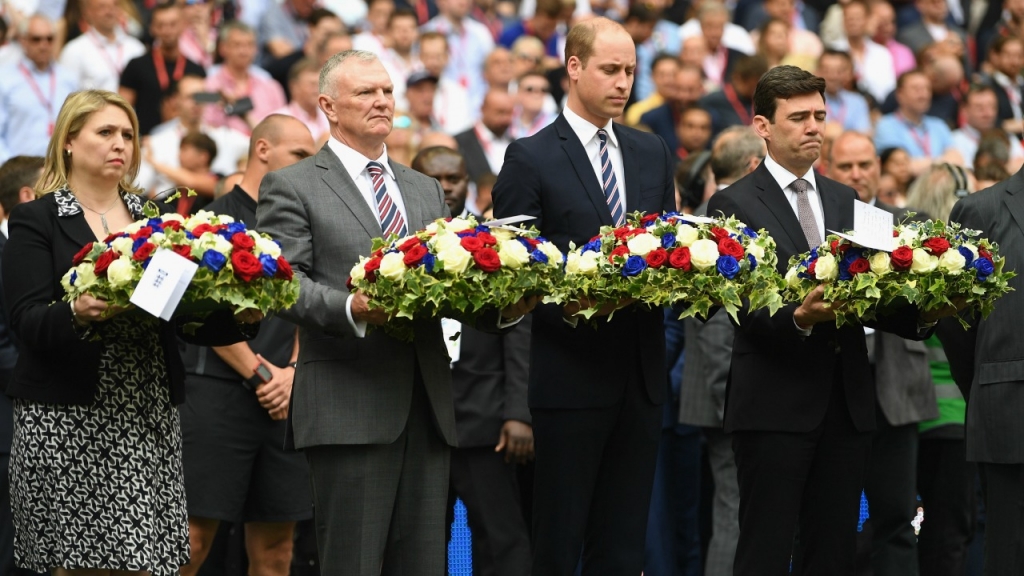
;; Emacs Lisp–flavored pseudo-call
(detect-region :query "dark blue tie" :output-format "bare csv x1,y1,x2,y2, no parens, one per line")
598,129,625,226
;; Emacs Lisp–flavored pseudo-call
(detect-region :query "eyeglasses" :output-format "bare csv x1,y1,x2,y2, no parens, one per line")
514,53,542,65
521,85,549,94
26,35,54,43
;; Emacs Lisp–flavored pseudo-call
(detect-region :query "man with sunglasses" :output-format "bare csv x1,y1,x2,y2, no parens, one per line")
511,71,555,139
0,14,78,164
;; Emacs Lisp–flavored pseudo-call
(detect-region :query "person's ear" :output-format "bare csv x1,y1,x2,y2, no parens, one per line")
751,114,772,140
18,185,36,204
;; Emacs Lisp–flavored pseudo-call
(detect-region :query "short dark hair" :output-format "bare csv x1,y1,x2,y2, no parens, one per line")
651,53,680,74
988,34,1024,59
0,156,44,214
151,1,180,18
964,82,997,103
180,131,217,167
388,7,418,27
895,68,927,91
733,54,769,82
752,65,824,121
625,3,660,23
308,7,341,27
419,31,448,49
818,48,853,69
534,0,563,18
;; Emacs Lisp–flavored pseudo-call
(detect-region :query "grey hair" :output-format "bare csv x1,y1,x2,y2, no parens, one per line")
217,20,256,45
319,50,378,97
697,0,730,21
17,13,54,38
710,126,765,184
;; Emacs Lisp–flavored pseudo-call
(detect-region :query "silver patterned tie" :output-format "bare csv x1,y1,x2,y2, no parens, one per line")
791,178,821,247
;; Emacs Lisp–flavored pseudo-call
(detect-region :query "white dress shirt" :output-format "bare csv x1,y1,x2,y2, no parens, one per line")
562,106,627,214
138,119,251,194
474,123,512,175
58,29,145,91
763,152,824,242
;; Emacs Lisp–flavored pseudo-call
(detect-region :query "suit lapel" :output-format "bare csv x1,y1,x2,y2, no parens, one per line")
1002,170,1024,239
556,115,614,227
615,124,641,216
314,145,382,239
56,214,98,249
752,163,807,252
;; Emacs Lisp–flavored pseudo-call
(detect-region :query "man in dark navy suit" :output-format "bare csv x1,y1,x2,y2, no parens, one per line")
492,17,676,575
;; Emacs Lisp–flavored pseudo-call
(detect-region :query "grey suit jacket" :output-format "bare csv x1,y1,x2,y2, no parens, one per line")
256,145,457,450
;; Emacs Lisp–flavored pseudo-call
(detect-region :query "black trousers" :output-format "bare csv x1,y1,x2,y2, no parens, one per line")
732,367,872,576
447,446,531,576
978,462,1024,576
917,436,976,576
529,372,662,575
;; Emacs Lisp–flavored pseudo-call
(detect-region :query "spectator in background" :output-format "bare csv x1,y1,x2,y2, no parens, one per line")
421,0,495,114
753,18,815,71
273,58,329,142
119,2,206,136
868,0,915,77
878,146,912,206
973,151,1013,189
623,4,664,102
419,31,474,134
483,48,516,95
880,50,964,127
897,0,968,68
406,70,442,133
0,14,78,163
679,0,756,57
384,111,422,166
952,84,1024,171
981,0,1024,59
817,49,871,132
204,21,287,136
352,0,394,56
258,0,313,68
499,0,561,58
625,54,680,126
59,0,144,92
740,0,820,35
455,90,515,214
382,8,422,110
179,0,217,69
640,64,705,151
675,106,713,159
316,31,354,67
265,9,345,98
750,0,822,65
511,70,556,138
827,0,895,105
147,130,220,213
698,55,767,139
972,134,1015,182
695,0,751,90
510,35,547,79
874,69,962,174
982,35,1024,140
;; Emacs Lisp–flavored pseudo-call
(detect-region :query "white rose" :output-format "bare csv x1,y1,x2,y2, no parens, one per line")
689,239,720,270
255,237,282,258
110,236,134,256
938,249,966,274
747,243,765,263
897,227,919,246
490,228,515,242
432,232,462,253
424,221,439,235
106,257,135,286
437,243,473,274
160,213,185,224
626,233,661,256
565,252,582,274
185,210,215,230
149,232,166,246
378,252,407,280
446,217,472,232
785,266,801,288
217,215,235,224
202,234,233,255
498,239,531,269
676,224,700,247
122,220,145,235
75,264,97,289
869,252,891,276
577,251,600,275
539,242,563,266
814,253,838,280
911,248,939,274
349,259,366,282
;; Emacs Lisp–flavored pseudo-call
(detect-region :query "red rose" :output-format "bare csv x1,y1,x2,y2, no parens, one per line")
668,247,691,270
718,238,745,260
231,250,263,282
613,227,634,241
364,257,382,274
346,276,354,290
162,220,183,232
460,236,485,252
231,232,255,251
476,232,498,246
473,247,502,272
848,257,870,275
979,247,993,262
371,249,384,258
892,230,899,237
922,237,950,256
103,232,121,243
192,223,217,236
891,246,913,271
403,244,428,266
133,242,157,261
641,213,659,225
807,260,817,275
130,226,153,241
609,244,630,263
93,250,116,275
172,244,192,260
589,234,601,242
523,236,541,247
398,237,421,252
711,227,730,241
830,239,849,254
72,244,92,265
275,256,294,280
646,247,669,268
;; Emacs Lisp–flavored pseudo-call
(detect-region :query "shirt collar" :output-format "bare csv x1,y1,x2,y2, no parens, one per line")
326,137,395,181
993,71,1024,88
763,152,817,193
54,187,145,220
563,105,618,149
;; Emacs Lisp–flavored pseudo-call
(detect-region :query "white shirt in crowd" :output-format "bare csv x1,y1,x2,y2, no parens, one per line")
827,37,896,104
137,119,250,195
59,28,145,92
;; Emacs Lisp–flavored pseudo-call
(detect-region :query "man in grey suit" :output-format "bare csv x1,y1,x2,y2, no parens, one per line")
828,131,938,576
256,50,532,575
679,126,764,576
939,165,1024,576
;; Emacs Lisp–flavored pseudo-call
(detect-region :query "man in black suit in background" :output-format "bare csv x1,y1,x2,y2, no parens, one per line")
454,91,515,214
492,17,676,575
706,66,950,575
698,55,768,140
412,146,533,576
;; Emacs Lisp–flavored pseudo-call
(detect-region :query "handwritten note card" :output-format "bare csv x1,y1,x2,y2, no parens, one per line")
827,201,895,252
130,248,199,320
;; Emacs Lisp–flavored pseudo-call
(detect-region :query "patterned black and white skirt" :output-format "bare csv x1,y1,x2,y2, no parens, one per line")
10,317,189,574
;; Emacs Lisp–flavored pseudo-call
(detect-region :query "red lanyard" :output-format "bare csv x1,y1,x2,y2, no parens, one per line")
89,30,125,76
153,49,186,91
897,113,931,157
723,84,751,125
18,62,56,135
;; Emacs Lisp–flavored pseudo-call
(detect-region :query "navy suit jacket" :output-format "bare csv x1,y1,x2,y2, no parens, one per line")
640,103,679,155
492,114,676,409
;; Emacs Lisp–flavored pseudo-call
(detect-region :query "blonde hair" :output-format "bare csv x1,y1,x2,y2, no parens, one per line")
36,90,143,196
905,164,966,221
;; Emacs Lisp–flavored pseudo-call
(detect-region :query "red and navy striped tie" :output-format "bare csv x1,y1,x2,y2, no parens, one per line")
367,161,407,237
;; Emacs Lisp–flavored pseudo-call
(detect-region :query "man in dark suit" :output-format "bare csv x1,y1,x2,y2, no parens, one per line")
828,131,939,575
938,165,1024,576
412,145,533,576
706,66,947,575
492,17,676,574
698,55,768,140
981,35,1024,139
256,50,533,575
454,90,515,213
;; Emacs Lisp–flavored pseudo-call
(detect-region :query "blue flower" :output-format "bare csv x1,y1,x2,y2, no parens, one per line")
742,227,758,239
259,254,278,277
958,246,974,266
660,232,676,248
622,255,648,277
716,255,740,279
146,218,165,229
457,230,476,237
69,270,77,286
582,239,602,253
132,237,149,252
422,253,436,273
530,249,548,264
201,250,227,272
142,257,152,269
747,254,757,270
810,247,819,259
843,247,864,264
226,222,247,235
974,257,994,281
517,237,534,250
184,231,195,240
476,225,491,233
536,235,549,244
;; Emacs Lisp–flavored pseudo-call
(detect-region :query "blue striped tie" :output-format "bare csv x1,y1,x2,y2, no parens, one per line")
598,129,625,226
367,161,407,237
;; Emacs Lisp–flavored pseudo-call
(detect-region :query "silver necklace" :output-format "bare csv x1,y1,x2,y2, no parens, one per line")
76,195,121,236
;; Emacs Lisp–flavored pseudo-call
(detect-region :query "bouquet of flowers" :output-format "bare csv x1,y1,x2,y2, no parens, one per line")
549,212,786,322
347,215,564,340
784,219,1015,327
61,209,300,317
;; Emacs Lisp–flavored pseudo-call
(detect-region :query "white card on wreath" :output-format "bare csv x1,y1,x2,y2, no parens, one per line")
827,201,895,252
130,248,199,320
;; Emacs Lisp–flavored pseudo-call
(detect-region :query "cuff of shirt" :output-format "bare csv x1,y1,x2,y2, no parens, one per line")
497,314,522,329
793,316,812,337
345,294,367,338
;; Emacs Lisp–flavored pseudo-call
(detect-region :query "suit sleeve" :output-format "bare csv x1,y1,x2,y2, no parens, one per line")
501,315,532,424
256,169,357,338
